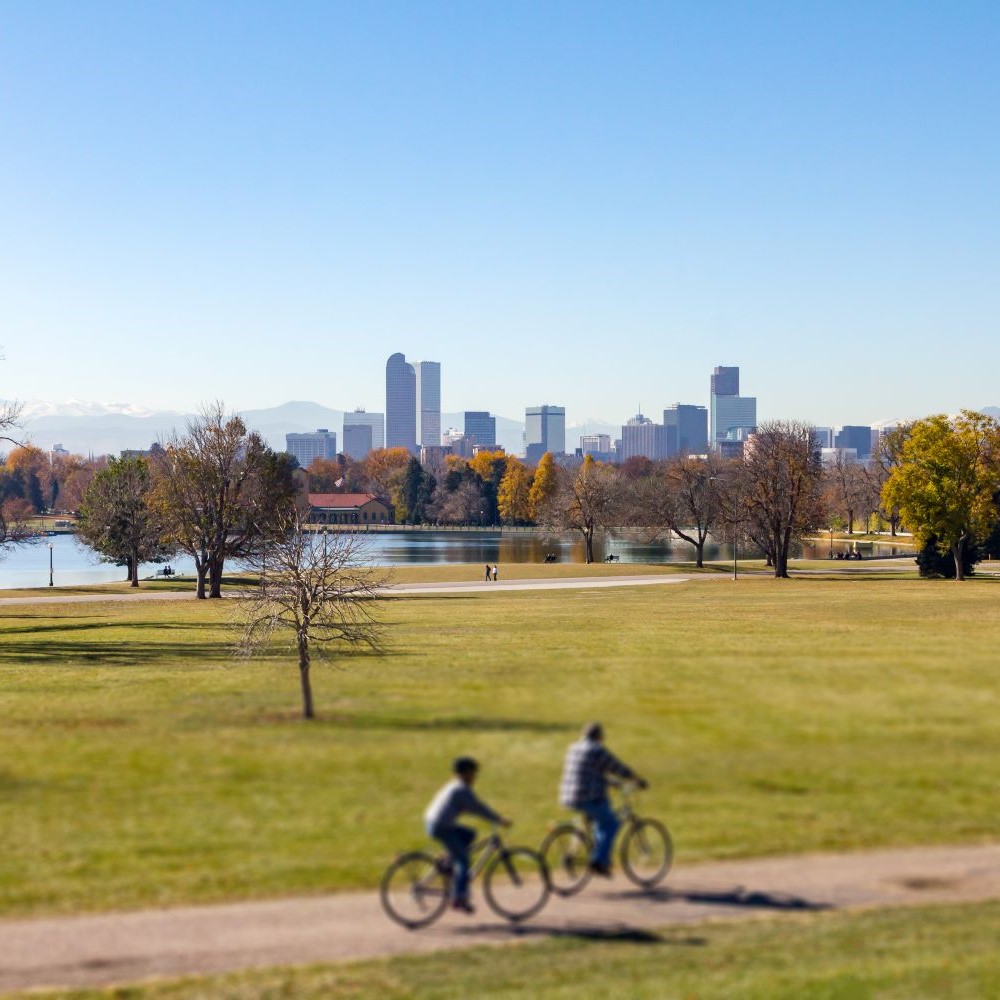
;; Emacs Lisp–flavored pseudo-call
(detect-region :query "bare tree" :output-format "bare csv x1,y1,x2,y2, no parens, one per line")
661,454,726,568
741,421,826,578
551,456,620,564
824,449,868,534
234,520,387,719
153,403,298,598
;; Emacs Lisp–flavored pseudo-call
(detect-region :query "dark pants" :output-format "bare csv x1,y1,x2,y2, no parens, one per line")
429,822,475,901
579,798,619,867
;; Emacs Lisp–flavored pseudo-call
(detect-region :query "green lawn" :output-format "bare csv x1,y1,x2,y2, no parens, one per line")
1,578,999,916
13,901,1000,999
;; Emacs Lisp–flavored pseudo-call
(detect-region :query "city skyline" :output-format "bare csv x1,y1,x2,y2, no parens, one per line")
2,4,998,427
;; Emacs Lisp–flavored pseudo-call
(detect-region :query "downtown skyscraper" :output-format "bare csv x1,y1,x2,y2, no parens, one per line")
414,361,441,447
385,353,417,454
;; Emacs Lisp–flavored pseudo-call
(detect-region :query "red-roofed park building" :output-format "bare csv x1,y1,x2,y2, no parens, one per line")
307,493,395,526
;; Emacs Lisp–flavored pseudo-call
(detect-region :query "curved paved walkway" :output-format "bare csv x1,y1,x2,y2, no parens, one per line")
1,843,998,992
0,574,704,607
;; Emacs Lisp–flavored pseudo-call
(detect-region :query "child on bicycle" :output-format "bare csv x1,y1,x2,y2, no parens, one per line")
424,756,512,913
559,722,647,876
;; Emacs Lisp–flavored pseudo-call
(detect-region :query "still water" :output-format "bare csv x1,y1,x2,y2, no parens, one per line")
0,530,911,590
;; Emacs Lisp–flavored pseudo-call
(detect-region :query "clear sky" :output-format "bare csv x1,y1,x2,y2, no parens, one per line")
2,1,998,428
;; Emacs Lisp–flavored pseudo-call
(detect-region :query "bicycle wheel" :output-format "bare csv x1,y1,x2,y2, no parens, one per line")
380,851,451,929
539,823,593,897
619,818,673,888
483,846,551,922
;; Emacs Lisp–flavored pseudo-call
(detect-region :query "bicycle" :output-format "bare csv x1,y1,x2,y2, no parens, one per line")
539,781,673,896
380,824,551,929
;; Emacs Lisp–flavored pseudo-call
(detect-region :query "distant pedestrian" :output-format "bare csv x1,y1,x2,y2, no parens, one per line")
485,564,492,582
492,564,499,582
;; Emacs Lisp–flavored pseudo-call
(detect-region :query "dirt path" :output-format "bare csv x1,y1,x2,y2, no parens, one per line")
2,843,998,993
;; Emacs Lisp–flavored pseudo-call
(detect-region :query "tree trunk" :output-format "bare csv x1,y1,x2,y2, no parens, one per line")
694,540,704,569
130,560,140,587
953,542,965,582
209,554,224,598
847,511,854,534
195,560,207,599
774,550,789,578
298,640,314,719
583,527,594,564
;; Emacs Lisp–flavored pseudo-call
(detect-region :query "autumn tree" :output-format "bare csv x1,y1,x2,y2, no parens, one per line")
527,451,559,522
740,421,825,578
235,518,386,719
78,456,171,586
497,456,532,525
882,411,1000,581
153,403,298,598
661,454,725,568
557,455,620,564
362,448,412,498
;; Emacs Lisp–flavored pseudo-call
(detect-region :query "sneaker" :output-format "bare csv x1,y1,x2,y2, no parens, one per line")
589,862,612,877
451,898,475,914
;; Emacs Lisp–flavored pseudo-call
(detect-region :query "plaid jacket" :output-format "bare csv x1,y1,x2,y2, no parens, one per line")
559,738,634,808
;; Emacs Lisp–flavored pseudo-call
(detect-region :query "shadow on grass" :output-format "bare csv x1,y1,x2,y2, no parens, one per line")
240,711,575,734
615,884,830,912
0,639,233,666
455,923,697,945
0,620,221,637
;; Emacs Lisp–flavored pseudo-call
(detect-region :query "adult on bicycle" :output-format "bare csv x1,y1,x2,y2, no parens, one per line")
424,756,511,914
558,722,647,877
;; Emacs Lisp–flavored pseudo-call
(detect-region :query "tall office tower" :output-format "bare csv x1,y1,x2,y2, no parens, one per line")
343,408,384,452
580,434,612,456
386,353,417,454
285,429,337,468
620,414,668,461
342,423,373,461
835,425,873,459
710,365,757,447
663,404,709,457
710,365,740,397
414,361,441,447
463,411,496,448
525,405,566,463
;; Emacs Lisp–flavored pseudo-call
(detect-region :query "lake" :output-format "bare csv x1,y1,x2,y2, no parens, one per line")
0,529,911,590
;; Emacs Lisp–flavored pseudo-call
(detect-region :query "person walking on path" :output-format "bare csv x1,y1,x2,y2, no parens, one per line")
492,564,499,582
559,723,647,876
424,757,512,913
484,564,492,582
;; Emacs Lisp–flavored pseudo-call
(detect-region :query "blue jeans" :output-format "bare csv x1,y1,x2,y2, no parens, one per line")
428,823,475,901
580,798,619,868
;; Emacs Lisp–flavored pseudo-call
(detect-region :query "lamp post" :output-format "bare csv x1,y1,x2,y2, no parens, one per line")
48,542,54,587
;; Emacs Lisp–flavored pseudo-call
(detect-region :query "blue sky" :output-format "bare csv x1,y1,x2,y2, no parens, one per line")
2,1,998,428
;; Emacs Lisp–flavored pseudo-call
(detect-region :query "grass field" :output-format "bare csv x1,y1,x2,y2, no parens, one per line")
10,901,1000,999
1,576,999,917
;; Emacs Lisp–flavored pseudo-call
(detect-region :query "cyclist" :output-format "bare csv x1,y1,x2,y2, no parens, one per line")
559,722,647,876
424,756,512,913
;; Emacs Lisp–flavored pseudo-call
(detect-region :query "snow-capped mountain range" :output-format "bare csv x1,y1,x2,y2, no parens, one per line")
12,400,998,459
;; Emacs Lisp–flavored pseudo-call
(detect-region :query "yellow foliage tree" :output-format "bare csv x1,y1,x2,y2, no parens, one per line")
497,456,532,524
527,451,559,521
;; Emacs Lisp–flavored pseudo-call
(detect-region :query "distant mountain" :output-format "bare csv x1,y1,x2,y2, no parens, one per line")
18,400,529,456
